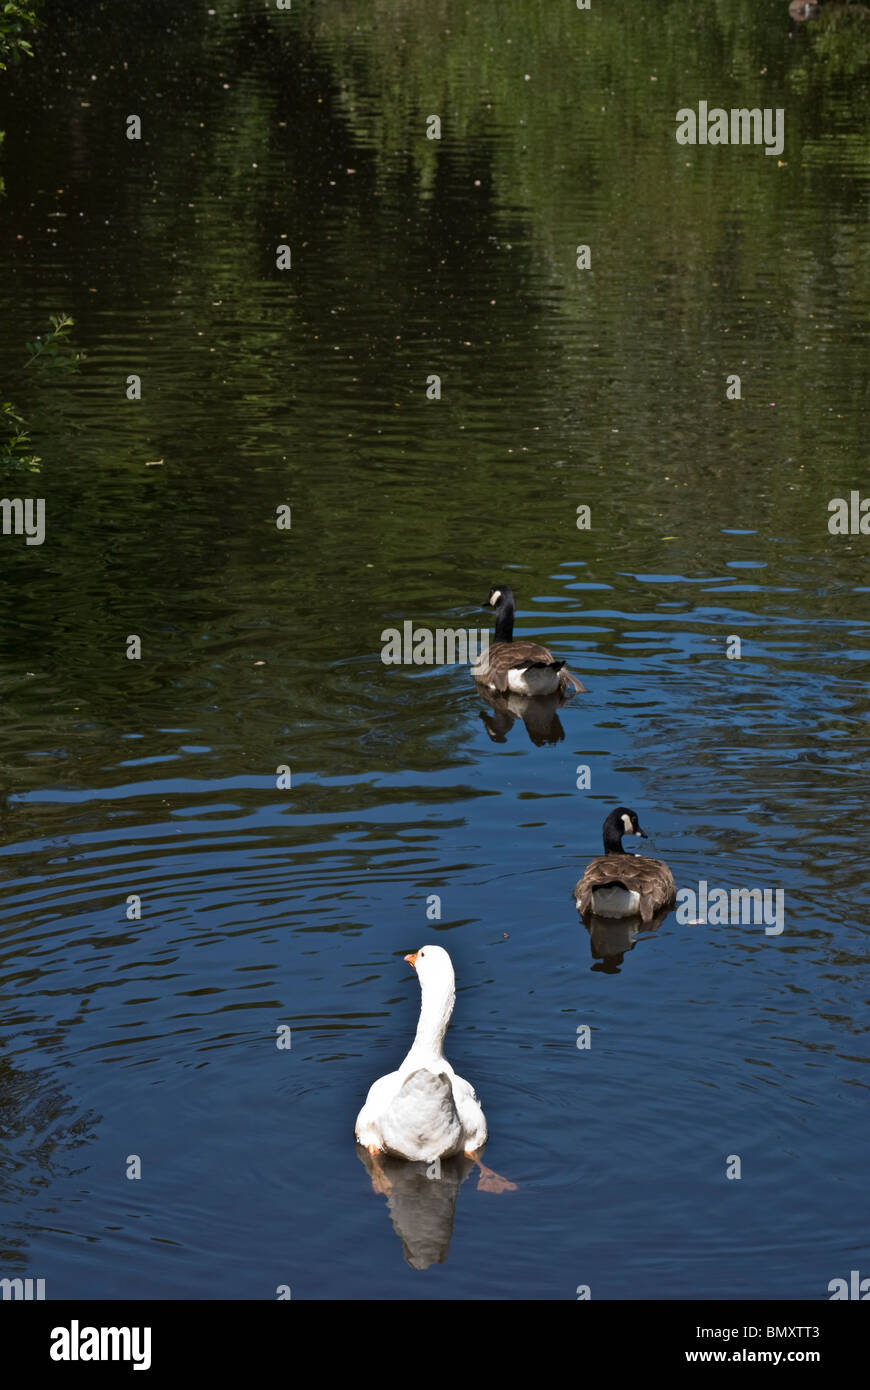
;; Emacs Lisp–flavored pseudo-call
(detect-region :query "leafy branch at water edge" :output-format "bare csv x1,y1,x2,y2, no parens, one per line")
24,312,78,369
0,1,42,69
1,400,39,472
2,314,82,473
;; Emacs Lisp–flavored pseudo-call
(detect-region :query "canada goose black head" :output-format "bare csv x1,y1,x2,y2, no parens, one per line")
602,806,647,854
484,584,516,643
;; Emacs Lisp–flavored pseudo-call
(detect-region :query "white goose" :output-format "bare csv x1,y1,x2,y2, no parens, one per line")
355,945,516,1193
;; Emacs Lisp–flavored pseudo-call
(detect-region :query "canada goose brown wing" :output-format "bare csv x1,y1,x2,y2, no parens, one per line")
475,641,586,694
573,854,676,921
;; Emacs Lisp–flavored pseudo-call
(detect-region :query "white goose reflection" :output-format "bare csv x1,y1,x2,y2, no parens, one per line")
357,1149,475,1270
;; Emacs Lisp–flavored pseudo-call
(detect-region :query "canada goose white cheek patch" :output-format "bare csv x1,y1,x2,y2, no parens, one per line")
621,813,634,834
489,590,502,605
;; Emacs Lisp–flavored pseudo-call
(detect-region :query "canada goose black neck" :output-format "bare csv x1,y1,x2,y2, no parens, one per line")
494,605,514,643
488,585,516,643
602,819,626,854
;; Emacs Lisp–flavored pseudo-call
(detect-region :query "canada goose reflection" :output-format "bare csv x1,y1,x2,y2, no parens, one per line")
583,906,673,974
357,1148,474,1270
476,685,569,746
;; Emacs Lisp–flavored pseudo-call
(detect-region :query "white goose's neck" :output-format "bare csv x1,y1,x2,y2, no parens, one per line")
406,971,455,1063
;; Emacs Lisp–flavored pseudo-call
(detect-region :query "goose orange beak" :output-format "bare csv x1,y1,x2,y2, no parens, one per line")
404,952,418,969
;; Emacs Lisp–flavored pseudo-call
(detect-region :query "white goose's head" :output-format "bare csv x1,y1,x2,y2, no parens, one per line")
404,944,455,992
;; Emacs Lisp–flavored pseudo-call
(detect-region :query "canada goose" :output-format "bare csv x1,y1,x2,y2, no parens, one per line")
573,807,676,923
471,585,585,697
355,946,516,1193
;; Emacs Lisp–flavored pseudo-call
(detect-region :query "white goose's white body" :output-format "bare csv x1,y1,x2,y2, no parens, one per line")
355,946,487,1162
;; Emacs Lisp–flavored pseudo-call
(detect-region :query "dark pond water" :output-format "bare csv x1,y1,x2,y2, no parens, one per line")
0,0,868,1300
